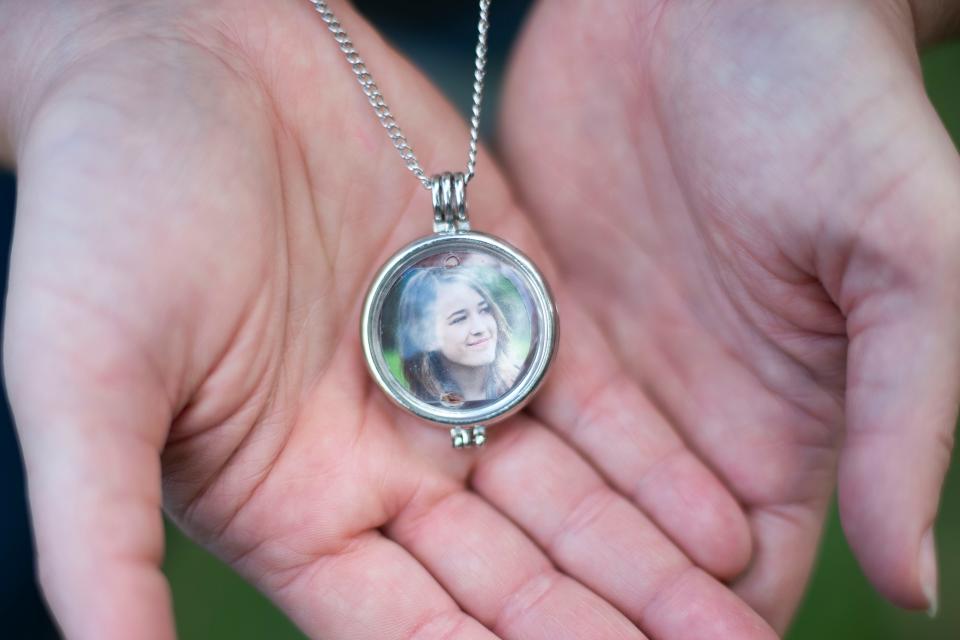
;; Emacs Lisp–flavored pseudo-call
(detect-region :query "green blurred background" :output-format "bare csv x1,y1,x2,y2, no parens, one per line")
159,17,960,640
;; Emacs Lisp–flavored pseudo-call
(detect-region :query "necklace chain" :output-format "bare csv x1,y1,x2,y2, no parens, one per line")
309,0,491,191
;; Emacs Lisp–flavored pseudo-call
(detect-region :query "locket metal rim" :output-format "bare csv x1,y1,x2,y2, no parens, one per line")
361,231,558,428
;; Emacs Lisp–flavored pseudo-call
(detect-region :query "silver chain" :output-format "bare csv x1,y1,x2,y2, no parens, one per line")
309,0,491,191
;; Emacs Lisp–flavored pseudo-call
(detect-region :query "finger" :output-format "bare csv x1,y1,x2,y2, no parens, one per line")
183,380,501,640
346,4,754,587
731,503,827,634
5,291,175,639
383,472,646,640
529,298,752,580
472,417,778,640
832,134,960,613
254,529,499,640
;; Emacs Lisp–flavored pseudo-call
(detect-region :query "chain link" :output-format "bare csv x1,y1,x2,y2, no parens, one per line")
309,0,491,191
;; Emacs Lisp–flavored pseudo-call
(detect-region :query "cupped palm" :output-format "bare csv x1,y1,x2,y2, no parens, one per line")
500,0,960,631
4,1,786,639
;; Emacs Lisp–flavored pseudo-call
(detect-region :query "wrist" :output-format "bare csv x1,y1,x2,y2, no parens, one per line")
904,0,960,44
0,1,60,168
0,1,142,169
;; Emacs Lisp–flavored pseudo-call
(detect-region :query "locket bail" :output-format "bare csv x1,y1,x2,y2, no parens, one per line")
432,172,470,233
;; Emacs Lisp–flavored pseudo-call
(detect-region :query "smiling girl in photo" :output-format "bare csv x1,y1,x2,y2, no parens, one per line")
396,265,523,405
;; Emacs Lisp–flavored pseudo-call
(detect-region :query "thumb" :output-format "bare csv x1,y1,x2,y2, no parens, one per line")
835,110,960,615
5,281,176,640
5,193,177,637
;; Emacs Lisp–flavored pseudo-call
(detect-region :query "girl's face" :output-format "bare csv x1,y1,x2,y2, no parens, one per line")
433,280,498,367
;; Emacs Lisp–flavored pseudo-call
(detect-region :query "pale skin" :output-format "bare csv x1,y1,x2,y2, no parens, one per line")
0,2,957,640
433,281,498,400
499,0,960,629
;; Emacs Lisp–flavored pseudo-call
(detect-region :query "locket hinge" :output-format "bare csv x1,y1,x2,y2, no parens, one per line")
432,172,471,234
451,425,486,448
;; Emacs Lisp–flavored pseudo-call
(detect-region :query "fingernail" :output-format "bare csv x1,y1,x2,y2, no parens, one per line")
920,528,938,618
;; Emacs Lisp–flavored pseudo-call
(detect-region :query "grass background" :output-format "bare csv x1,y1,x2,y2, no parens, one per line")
161,36,960,640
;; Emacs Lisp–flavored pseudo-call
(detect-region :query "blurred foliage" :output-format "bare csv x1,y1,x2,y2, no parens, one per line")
162,38,960,640
925,42,960,149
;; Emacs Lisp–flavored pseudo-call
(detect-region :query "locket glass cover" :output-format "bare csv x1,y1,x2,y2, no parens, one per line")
362,232,558,427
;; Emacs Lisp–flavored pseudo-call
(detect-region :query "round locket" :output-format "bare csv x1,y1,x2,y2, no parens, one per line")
361,173,558,448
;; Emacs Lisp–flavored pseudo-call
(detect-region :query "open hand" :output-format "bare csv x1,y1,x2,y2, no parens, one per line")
499,0,959,631
2,1,784,638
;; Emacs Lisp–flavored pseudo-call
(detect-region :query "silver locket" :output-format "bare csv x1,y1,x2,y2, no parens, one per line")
361,173,558,448
310,1,556,447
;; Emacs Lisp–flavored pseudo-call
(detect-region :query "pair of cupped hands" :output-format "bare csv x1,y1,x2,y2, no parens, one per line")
2,0,958,638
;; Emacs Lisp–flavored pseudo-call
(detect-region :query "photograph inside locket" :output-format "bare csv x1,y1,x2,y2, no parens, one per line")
379,249,536,408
